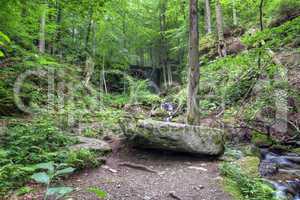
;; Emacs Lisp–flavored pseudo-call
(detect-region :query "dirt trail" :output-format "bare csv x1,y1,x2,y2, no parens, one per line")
63,140,232,200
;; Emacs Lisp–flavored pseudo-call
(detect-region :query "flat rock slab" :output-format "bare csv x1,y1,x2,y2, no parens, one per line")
123,119,225,156
70,136,112,153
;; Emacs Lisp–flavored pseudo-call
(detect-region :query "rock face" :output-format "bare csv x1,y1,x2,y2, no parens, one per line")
70,136,112,153
123,119,225,156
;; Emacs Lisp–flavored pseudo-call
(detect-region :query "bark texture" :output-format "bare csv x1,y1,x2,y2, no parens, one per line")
216,0,227,57
204,0,212,34
39,4,47,53
187,0,200,125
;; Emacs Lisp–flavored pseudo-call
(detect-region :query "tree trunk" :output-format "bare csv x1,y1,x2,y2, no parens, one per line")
55,0,62,57
102,54,108,94
160,0,168,87
232,0,237,26
85,5,93,55
216,0,227,57
204,0,212,34
39,3,47,53
187,0,200,125
53,0,63,58
258,0,264,68
259,0,264,31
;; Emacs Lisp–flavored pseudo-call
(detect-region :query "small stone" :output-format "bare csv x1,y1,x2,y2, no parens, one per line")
102,165,118,173
188,166,208,172
194,185,205,191
198,185,205,189
143,196,151,200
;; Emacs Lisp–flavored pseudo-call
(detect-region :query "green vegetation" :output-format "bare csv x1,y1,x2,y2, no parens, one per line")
251,131,274,147
0,116,101,196
0,0,299,199
31,162,75,200
220,163,276,200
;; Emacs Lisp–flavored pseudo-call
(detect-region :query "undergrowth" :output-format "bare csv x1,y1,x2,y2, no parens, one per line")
220,163,276,200
0,116,100,197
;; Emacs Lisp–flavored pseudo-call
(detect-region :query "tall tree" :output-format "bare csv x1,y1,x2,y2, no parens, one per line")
204,0,212,34
187,0,200,125
39,3,47,53
215,0,227,57
159,0,168,87
232,0,237,26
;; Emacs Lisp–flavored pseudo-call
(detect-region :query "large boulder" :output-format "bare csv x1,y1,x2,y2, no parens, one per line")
122,119,225,156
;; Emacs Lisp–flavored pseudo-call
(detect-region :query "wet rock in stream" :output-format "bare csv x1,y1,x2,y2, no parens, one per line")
260,149,300,200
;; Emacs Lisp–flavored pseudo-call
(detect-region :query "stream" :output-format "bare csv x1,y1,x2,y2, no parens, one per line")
260,149,300,200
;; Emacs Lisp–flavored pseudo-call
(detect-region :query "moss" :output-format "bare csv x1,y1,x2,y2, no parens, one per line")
291,148,300,154
235,156,260,178
251,131,273,147
269,144,290,153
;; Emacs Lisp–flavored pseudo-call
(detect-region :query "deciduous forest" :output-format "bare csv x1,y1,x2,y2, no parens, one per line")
0,0,300,199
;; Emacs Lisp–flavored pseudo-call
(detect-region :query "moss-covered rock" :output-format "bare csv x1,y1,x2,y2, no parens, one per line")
122,119,225,156
269,144,290,153
251,131,274,147
291,148,300,155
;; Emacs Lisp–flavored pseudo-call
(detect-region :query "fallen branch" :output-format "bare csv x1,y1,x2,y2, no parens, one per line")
118,162,158,174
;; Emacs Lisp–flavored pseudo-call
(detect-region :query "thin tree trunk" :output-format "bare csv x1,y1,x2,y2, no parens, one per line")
140,48,145,67
55,0,62,57
216,0,227,57
259,0,264,31
187,0,200,125
39,3,47,53
204,0,212,34
258,0,264,68
160,0,168,87
102,54,108,94
232,0,237,26
85,5,93,54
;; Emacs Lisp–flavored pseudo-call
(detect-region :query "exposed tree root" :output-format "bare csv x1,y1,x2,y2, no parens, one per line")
118,162,158,174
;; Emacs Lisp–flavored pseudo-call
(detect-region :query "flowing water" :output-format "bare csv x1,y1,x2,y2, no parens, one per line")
260,149,300,200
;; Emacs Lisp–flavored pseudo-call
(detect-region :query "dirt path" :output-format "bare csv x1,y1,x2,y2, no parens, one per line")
63,141,232,200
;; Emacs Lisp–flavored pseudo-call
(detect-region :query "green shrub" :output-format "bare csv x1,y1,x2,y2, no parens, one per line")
220,163,276,200
242,17,300,49
0,116,76,196
63,149,101,169
0,164,35,196
2,116,75,165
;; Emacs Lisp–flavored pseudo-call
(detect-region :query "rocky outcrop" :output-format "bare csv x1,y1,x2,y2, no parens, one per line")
122,119,225,156
70,136,112,153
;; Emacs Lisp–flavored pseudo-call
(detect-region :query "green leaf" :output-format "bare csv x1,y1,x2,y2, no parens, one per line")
0,31,10,43
34,162,54,173
16,186,33,196
31,172,50,184
20,166,36,173
46,187,73,198
87,187,107,199
54,167,75,176
0,50,4,57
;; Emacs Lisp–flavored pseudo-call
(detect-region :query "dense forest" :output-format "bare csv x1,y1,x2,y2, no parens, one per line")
0,0,300,199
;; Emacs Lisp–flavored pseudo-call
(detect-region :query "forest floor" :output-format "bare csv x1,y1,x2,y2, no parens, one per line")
23,139,232,200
